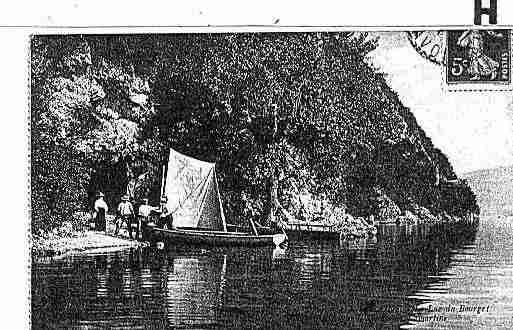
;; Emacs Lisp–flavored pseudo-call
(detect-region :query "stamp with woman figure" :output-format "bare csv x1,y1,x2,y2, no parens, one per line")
408,29,512,91
446,29,511,85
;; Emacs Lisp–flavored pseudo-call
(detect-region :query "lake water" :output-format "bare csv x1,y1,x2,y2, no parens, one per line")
32,217,513,329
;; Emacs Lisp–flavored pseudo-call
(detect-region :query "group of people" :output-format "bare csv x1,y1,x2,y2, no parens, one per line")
92,192,174,240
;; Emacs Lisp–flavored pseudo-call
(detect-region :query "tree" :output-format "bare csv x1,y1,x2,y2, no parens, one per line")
31,33,479,233
31,35,157,233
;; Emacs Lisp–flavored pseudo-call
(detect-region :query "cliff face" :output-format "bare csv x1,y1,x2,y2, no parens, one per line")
31,33,479,232
341,93,479,222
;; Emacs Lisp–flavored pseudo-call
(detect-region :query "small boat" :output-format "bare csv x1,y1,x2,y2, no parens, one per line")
283,220,340,239
149,226,286,247
256,220,340,239
147,148,286,247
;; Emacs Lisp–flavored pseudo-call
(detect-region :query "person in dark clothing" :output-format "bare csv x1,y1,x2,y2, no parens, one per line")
157,196,174,229
93,192,108,232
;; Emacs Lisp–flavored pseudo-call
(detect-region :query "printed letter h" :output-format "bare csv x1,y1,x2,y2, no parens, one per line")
475,0,497,25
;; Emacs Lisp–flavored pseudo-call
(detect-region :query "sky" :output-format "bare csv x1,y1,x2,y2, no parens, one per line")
369,32,513,175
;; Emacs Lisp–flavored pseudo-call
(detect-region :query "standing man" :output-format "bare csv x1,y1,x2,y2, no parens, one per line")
138,198,153,240
157,196,174,229
93,192,109,233
116,195,135,238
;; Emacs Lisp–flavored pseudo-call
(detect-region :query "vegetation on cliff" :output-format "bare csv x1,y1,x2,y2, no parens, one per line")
31,33,479,235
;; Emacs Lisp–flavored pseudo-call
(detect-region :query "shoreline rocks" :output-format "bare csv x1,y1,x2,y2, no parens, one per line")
376,203,479,226
32,214,145,259
32,231,145,259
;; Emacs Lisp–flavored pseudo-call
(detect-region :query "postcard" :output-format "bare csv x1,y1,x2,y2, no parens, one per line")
13,1,513,329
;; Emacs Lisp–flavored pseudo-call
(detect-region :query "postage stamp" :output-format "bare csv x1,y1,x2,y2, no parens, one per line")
407,29,512,91
446,29,511,85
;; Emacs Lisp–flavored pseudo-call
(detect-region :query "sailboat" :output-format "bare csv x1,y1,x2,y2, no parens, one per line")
147,148,287,247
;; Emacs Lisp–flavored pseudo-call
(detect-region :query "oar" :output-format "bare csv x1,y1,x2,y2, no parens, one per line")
159,164,166,201
248,218,259,236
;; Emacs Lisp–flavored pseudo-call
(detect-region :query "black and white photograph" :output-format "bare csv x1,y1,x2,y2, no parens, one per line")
28,30,513,329
2,1,512,329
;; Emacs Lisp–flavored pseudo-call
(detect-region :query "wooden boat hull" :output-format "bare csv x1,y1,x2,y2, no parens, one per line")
283,222,340,239
148,227,286,247
285,229,340,240
256,222,341,240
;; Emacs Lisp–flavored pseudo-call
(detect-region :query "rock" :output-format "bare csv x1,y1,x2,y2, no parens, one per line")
438,211,454,223
129,93,148,106
408,203,438,223
59,221,74,237
32,231,144,258
395,210,419,225
372,192,401,223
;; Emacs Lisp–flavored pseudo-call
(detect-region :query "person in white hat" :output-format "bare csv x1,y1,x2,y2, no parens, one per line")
137,198,154,240
93,192,108,232
115,194,134,238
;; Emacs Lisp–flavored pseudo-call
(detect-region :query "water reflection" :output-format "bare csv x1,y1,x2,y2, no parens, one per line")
405,216,513,329
164,255,226,327
32,221,481,329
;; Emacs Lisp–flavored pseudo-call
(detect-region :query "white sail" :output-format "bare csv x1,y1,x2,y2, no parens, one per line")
164,148,226,231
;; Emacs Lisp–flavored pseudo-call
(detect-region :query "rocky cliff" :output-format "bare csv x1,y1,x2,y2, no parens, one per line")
31,33,479,233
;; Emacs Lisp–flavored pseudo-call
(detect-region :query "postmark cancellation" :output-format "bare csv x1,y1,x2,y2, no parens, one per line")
409,29,512,91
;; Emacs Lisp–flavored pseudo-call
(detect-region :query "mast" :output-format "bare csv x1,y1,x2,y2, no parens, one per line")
213,169,228,232
160,163,166,201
